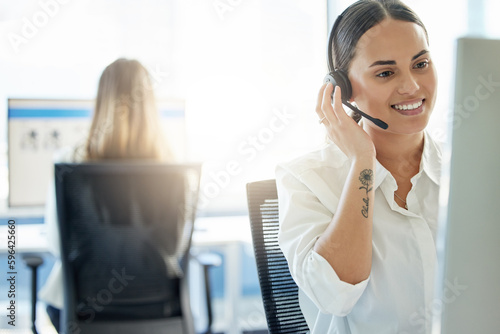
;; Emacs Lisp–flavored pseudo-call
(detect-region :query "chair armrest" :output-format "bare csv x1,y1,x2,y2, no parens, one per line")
22,254,44,268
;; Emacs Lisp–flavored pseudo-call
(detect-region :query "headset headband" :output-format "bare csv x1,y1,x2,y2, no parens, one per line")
327,13,344,72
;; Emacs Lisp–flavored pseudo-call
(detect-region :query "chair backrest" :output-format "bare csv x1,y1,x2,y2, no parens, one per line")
55,162,201,334
246,179,309,334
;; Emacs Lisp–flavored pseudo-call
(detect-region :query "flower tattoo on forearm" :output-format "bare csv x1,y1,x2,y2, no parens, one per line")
359,169,373,218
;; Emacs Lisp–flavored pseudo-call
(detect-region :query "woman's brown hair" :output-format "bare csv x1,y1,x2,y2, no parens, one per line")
84,58,172,161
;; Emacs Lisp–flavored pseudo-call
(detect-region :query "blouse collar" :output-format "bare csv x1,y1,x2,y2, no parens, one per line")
420,130,442,186
373,130,442,190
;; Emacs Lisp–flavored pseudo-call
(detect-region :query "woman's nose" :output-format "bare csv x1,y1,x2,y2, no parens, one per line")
397,72,420,95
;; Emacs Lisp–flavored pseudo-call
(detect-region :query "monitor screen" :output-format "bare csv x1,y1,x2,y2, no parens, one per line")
7,98,186,207
434,37,500,333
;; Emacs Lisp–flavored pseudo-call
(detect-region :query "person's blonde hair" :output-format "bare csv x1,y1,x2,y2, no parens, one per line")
84,58,172,161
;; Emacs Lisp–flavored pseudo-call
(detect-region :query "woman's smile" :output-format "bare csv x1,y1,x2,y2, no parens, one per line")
391,98,425,116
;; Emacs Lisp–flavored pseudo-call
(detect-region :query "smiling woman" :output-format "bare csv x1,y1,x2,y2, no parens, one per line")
277,1,444,333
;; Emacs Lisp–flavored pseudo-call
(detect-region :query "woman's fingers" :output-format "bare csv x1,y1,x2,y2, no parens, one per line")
321,83,338,123
317,82,350,128
315,83,328,120
315,82,376,160
316,83,327,109
322,83,343,125
331,85,350,122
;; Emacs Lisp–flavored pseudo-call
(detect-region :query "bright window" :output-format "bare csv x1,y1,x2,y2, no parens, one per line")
0,0,327,216
1,0,499,216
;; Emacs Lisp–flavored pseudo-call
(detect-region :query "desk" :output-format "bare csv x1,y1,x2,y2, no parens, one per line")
0,223,48,254
0,203,46,253
0,215,252,253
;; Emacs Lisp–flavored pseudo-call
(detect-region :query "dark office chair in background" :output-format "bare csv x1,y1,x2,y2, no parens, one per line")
246,179,309,334
55,162,212,334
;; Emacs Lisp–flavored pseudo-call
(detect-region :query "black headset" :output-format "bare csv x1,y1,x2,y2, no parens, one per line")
324,14,388,129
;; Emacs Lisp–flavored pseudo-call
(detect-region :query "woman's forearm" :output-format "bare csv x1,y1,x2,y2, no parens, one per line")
313,155,376,284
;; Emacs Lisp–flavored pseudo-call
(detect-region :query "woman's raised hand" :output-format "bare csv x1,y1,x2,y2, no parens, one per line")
316,83,376,160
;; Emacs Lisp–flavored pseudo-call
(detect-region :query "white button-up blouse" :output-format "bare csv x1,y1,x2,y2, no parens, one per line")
276,131,442,334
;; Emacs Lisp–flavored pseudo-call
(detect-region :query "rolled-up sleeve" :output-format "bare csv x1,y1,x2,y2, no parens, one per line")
276,163,369,316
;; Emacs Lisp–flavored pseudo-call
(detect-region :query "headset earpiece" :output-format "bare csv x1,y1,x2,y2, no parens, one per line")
323,69,388,129
323,70,352,102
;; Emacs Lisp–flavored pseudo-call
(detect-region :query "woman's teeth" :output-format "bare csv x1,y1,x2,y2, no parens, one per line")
392,100,423,110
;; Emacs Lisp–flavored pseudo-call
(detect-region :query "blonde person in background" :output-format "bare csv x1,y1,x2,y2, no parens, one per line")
277,0,442,333
39,58,173,332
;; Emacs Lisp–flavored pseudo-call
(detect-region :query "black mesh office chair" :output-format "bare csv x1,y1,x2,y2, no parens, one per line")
55,162,207,334
246,179,309,334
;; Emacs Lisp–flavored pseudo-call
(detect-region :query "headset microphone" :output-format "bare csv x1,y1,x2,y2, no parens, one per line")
324,73,388,130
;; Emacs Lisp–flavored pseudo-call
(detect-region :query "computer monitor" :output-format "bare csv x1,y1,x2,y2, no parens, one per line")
434,37,500,333
7,98,186,207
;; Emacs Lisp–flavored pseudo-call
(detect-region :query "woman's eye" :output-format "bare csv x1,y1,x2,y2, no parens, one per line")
376,71,393,78
414,61,429,69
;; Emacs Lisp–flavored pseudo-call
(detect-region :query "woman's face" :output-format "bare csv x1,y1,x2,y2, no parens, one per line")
348,18,437,135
